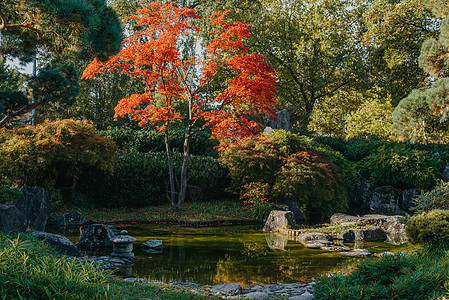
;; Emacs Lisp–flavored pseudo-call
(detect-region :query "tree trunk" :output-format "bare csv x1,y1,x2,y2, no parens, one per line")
165,129,177,209
177,131,191,210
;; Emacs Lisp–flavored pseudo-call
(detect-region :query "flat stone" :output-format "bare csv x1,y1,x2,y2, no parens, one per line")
297,232,332,244
289,291,315,299
171,282,203,288
245,292,270,299
142,239,163,249
339,251,372,257
330,213,359,225
379,252,396,257
210,283,243,295
123,278,147,283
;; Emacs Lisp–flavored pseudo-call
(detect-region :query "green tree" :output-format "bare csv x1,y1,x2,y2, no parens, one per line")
253,0,364,131
0,0,122,127
362,0,438,106
393,3,449,143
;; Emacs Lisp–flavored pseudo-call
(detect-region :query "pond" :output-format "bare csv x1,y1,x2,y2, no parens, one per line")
49,224,420,287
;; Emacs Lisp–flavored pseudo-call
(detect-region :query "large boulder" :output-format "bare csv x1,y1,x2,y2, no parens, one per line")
0,204,27,234
330,213,359,225
29,230,80,257
77,224,118,249
263,210,297,232
14,186,50,231
400,189,420,213
282,197,305,224
340,227,387,242
264,109,293,132
369,186,406,215
297,232,333,244
48,211,91,227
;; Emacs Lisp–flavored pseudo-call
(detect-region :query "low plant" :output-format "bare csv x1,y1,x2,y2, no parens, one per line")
315,251,448,299
0,232,113,299
220,130,350,221
357,145,441,189
406,209,449,246
0,187,22,204
413,181,449,214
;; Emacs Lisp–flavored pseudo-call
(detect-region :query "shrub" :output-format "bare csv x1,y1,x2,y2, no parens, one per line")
0,232,113,299
74,151,228,207
315,252,447,299
357,145,441,189
101,127,219,157
0,188,22,204
413,181,449,214
0,119,117,201
220,130,350,221
406,209,449,245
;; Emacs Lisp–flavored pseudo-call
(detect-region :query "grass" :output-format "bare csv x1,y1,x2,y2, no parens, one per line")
53,200,257,224
0,232,218,299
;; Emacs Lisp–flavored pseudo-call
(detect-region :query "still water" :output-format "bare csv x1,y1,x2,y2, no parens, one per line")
50,224,420,287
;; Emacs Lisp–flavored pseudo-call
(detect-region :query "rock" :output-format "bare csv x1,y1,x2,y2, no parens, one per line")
351,179,371,210
29,230,80,257
289,292,315,300
263,210,297,232
14,186,50,231
264,109,293,132
330,213,359,225
400,189,420,213
297,232,332,244
340,227,387,242
142,239,163,250
77,224,118,249
442,163,449,183
282,197,305,224
339,251,372,257
48,211,91,227
210,283,243,295
385,220,408,244
379,252,395,257
370,186,406,215
171,282,203,288
245,292,270,299
0,204,27,234
123,278,148,283
304,240,333,249
265,232,288,250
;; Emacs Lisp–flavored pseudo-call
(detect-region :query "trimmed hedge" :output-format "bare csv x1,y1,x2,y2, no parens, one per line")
100,127,219,157
74,151,229,207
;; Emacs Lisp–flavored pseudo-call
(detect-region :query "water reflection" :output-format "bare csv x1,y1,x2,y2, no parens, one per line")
47,225,419,287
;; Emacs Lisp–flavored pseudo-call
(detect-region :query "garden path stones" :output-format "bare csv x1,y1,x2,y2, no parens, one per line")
244,292,270,299
210,283,243,295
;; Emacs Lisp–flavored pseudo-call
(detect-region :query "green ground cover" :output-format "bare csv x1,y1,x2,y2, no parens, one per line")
54,201,257,224
0,232,217,299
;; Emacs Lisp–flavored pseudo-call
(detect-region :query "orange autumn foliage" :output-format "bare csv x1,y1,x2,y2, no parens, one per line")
82,2,277,209
82,2,277,143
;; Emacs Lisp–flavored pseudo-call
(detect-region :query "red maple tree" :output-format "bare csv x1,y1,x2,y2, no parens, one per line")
82,2,277,209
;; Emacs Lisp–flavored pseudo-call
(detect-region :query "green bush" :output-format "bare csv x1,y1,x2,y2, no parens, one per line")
0,188,22,204
220,130,350,221
406,209,449,245
74,151,229,207
357,145,441,189
101,127,219,157
0,119,117,202
413,181,449,214
0,232,113,299
315,252,448,299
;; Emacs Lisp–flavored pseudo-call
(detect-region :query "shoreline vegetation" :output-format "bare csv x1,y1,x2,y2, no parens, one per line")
52,201,260,225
